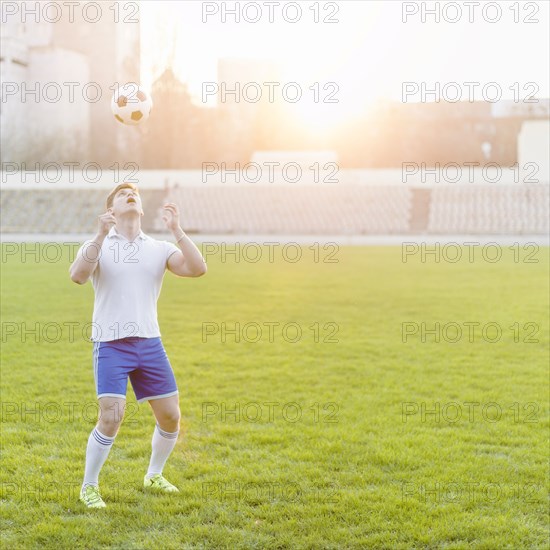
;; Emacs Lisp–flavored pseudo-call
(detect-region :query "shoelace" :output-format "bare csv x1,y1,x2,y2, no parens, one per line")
85,488,102,503
151,476,173,489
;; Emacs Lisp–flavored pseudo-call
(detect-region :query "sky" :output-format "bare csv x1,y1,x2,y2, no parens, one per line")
139,0,549,128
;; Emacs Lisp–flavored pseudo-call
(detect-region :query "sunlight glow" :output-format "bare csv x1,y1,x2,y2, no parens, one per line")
140,0,549,131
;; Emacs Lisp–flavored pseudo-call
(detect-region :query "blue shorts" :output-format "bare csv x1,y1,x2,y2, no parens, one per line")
92,337,178,403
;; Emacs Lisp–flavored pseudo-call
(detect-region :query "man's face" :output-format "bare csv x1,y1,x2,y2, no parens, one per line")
111,187,143,217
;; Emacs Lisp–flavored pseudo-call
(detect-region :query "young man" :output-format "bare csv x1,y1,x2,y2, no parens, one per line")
69,183,206,508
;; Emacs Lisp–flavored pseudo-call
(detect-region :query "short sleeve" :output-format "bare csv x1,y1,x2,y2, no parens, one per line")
164,241,180,264
76,240,94,260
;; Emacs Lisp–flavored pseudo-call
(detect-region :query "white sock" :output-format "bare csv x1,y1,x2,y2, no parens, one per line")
146,423,179,478
82,427,115,490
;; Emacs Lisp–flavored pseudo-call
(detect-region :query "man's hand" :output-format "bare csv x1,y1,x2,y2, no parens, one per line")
98,209,116,236
162,203,181,233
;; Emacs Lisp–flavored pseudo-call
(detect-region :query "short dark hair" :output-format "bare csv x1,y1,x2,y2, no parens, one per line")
106,183,139,210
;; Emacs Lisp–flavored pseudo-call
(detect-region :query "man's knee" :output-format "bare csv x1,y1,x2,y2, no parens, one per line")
97,417,122,437
163,408,181,425
157,407,181,430
97,400,125,435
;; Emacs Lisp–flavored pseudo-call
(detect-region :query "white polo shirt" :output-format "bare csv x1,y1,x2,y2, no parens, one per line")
77,227,180,342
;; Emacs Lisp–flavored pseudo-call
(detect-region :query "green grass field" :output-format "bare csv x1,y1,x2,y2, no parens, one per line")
1,243,548,549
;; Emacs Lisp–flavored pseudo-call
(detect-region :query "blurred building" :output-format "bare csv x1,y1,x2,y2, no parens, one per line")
495,100,550,182
2,32,548,173
0,15,140,166
336,98,549,169
140,68,221,170
216,58,287,166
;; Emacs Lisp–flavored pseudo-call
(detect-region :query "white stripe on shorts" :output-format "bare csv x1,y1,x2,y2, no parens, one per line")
93,341,100,393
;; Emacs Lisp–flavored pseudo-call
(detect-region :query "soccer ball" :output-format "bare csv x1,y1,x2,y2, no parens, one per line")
111,83,153,125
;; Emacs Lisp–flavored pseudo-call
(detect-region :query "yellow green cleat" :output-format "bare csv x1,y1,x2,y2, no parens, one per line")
143,474,179,493
79,485,106,508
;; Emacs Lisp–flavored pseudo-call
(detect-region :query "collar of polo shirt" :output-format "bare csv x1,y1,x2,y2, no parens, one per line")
107,226,148,241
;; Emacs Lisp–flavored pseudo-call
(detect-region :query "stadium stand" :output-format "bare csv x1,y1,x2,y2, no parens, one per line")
0,189,165,234
428,185,549,234
0,184,548,235
172,185,411,234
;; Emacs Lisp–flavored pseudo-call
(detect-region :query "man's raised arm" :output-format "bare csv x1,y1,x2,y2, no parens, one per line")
69,211,115,284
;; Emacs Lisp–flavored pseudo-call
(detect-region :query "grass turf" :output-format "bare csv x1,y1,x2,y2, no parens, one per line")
0,243,548,549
